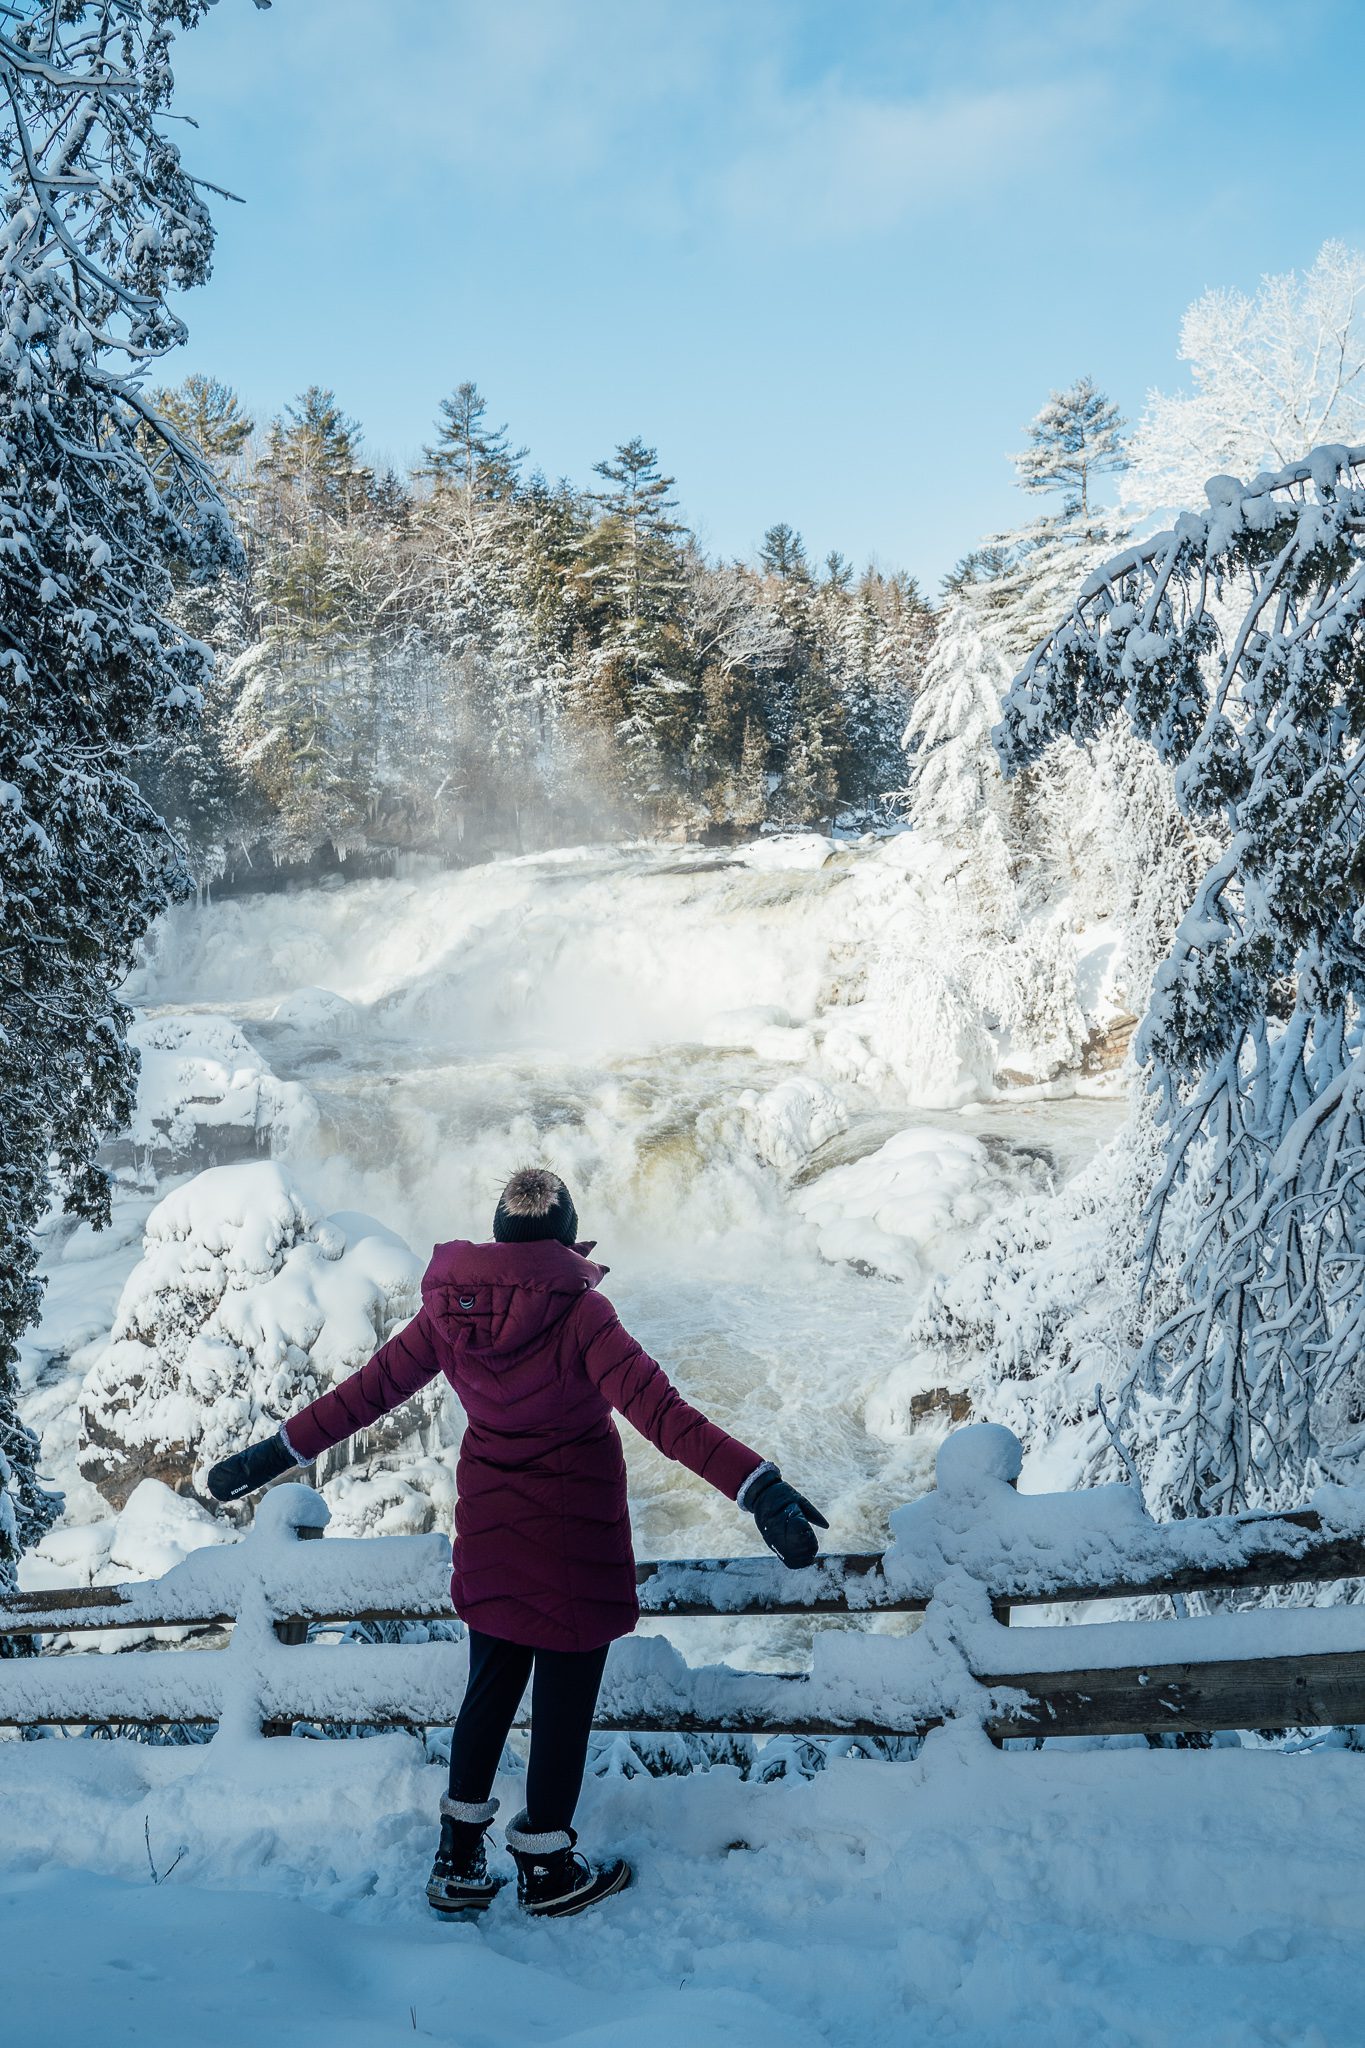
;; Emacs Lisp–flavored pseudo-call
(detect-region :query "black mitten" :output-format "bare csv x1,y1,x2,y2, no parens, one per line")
745,1466,829,1569
206,1432,297,1503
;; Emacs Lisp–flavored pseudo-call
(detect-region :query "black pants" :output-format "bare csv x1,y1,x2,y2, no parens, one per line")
448,1629,609,1835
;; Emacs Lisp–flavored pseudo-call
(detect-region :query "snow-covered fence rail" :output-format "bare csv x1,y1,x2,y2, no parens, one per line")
5,1426,1365,1745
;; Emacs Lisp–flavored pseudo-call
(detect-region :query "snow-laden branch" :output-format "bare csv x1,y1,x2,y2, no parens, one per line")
996,443,1365,1513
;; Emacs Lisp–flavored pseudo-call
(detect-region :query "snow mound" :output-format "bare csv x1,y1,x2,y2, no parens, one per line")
117,1014,316,1175
796,1126,1017,1283
76,1163,423,1510
269,986,360,1038
731,1078,848,1177
22,1477,233,1596
729,833,836,872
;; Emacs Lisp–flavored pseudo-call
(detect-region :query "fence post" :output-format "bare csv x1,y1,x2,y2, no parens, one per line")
214,1483,330,1745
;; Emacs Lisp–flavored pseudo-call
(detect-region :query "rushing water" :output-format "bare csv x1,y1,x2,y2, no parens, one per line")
28,836,1123,1662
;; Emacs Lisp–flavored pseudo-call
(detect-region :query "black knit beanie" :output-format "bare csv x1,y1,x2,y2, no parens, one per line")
493,1167,579,1246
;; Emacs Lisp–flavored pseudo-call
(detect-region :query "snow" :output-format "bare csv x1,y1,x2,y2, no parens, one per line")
2,1733,1363,2046
121,1013,316,1171
728,832,836,872
885,1423,1365,1610
796,1126,1026,1284
269,985,361,1038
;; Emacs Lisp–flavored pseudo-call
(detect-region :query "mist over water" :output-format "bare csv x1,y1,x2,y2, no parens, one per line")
126,837,1121,1608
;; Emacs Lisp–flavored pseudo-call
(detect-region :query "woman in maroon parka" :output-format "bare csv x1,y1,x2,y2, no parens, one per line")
208,1167,827,1921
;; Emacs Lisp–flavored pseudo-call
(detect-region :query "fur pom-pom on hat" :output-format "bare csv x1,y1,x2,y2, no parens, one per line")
493,1168,579,1246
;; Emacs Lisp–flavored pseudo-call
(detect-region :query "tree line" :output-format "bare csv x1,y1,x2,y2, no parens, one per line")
145,378,933,877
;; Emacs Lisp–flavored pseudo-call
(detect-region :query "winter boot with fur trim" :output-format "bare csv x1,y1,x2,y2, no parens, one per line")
505,1812,631,1918
426,1797,505,1919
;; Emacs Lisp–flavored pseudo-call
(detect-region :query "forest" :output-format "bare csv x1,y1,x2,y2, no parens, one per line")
146,377,932,877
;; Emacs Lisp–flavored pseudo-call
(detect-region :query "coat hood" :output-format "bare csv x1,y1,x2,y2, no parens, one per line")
422,1237,606,1362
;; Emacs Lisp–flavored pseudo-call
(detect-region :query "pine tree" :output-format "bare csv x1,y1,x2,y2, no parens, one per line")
422,380,523,524
579,439,693,809
0,0,246,1620
585,437,686,664
1014,374,1128,517
903,598,1014,854
759,523,810,582
236,389,388,854
151,373,254,478
258,386,372,533
984,377,1130,663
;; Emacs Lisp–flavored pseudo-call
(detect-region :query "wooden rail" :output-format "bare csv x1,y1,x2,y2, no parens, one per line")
5,1509,1361,1638
4,1429,1365,1749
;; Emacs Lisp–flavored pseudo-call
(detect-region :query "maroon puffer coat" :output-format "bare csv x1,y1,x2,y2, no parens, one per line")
282,1238,764,1652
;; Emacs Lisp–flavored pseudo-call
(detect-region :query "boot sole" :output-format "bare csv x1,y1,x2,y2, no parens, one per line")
427,1882,504,1921
521,1860,632,1919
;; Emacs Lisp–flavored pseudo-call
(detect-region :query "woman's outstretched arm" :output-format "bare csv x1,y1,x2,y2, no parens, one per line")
575,1292,828,1565
206,1310,443,1501
281,1309,444,1461
576,1291,763,1497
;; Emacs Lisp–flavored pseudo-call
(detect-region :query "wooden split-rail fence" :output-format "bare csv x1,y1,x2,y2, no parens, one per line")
3,1425,1365,1749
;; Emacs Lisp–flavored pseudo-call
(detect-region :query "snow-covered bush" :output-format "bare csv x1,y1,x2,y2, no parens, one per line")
77,1163,425,1511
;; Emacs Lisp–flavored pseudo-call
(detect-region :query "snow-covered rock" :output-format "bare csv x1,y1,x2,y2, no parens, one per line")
732,1078,848,1177
729,832,836,872
23,1478,235,1595
269,986,361,1038
109,1015,316,1178
76,1163,424,1510
796,1125,1029,1284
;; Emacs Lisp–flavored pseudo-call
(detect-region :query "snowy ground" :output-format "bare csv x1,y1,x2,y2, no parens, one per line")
3,1731,1361,2046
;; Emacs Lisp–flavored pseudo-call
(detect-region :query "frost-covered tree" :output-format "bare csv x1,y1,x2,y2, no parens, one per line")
999,443,1365,1514
898,596,1040,1057
422,380,523,523
904,600,1013,848
0,0,250,1616
1015,374,1128,517
1126,242,1365,524
983,376,1130,663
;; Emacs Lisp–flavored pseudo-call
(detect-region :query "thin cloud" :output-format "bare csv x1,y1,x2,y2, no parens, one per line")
713,77,1100,242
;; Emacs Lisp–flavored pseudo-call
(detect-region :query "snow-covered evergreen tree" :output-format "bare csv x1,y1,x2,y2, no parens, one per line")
421,380,523,519
0,0,247,1616
982,376,1130,664
999,442,1365,1513
1014,374,1128,518
578,438,695,809
898,595,1047,1066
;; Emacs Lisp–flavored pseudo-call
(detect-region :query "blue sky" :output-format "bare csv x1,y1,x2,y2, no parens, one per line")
167,0,1365,588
